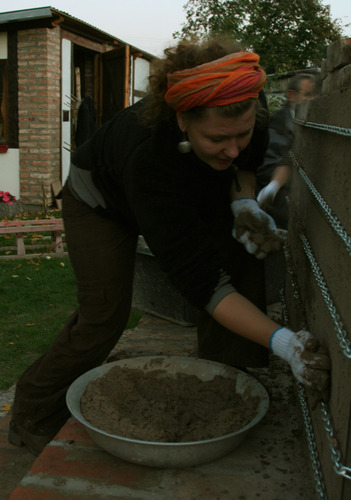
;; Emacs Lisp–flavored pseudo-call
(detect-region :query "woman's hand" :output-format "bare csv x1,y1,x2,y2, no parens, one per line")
270,327,331,403
231,198,284,258
257,180,280,209
257,165,291,210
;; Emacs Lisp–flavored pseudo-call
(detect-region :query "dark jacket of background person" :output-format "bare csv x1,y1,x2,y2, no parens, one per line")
256,102,292,229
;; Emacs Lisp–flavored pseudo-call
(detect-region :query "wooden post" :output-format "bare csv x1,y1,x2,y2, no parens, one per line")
94,54,101,125
15,234,25,256
75,67,81,101
124,45,130,108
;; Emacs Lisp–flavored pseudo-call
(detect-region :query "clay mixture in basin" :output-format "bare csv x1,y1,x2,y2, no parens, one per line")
80,365,260,442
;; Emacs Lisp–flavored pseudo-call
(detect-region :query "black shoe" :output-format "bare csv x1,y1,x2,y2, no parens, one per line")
8,419,56,456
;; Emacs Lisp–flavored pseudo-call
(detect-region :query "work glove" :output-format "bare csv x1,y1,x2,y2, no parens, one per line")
231,198,284,259
257,180,280,210
270,327,331,406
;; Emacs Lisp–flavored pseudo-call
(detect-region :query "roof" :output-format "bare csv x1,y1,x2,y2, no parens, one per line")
0,6,156,60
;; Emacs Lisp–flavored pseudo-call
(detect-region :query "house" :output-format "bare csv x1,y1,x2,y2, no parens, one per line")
0,7,156,209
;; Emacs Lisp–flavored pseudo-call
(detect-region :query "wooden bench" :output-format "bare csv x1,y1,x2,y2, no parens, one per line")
0,218,66,258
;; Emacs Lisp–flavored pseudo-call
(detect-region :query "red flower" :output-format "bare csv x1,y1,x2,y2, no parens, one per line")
0,191,16,204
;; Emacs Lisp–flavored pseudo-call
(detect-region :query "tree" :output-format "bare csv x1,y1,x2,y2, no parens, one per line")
174,0,343,73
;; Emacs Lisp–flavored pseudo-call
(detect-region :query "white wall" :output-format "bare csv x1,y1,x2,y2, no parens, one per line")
0,33,20,199
0,149,20,199
131,57,150,104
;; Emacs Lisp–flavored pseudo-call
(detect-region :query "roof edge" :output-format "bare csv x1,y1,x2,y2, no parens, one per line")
0,7,55,24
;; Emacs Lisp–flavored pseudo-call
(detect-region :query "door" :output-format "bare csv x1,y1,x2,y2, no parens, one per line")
61,38,72,185
101,47,127,124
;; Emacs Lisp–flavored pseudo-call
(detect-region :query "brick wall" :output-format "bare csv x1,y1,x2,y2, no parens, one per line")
17,27,61,206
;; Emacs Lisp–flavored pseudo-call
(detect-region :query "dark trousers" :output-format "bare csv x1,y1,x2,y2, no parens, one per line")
11,183,268,433
11,183,138,432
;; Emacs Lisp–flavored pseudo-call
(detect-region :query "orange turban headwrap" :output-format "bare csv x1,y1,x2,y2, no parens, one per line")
164,52,266,112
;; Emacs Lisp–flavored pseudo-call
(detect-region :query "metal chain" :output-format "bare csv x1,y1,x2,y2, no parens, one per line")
284,244,351,490
294,118,351,137
320,403,351,480
282,250,328,498
293,161,351,258
300,234,351,358
291,116,351,481
297,383,328,499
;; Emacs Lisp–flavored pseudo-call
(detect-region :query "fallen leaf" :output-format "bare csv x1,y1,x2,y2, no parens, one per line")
8,342,14,345
12,275,19,278
25,323,36,327
25,276,32,280
1,404,11,412
59,262,65,267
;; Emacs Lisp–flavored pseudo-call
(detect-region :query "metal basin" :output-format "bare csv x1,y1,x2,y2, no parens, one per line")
66,356,269,468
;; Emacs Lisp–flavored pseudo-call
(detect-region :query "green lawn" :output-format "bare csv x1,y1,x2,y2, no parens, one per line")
0,256,143,390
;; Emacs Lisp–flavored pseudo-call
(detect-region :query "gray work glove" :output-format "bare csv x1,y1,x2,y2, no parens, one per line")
231,198,284,259
270,327,331,406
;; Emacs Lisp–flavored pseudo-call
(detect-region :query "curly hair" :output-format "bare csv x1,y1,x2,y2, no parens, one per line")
143,37,267,128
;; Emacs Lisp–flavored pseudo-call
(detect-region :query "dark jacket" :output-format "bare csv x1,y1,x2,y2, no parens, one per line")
72,99,269,308
256,102,293,188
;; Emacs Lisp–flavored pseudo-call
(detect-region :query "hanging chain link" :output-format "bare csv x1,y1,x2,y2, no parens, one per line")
297,383,329,499
294,118,351,137
320,403,351,480
284,243,351,491
292,160,351,258
280,287,328,498
300,234,351,359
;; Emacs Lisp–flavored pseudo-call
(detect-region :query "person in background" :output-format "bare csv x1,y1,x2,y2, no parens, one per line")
8,39,330,456
256,73,319,229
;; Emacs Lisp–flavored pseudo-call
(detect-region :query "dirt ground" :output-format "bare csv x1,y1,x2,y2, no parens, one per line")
0,385,36,499
0,305,315,498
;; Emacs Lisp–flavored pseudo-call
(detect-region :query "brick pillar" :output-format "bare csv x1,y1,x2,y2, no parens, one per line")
17,26,61,206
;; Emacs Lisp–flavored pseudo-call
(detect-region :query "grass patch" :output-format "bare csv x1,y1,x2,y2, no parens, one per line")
0,256,143,390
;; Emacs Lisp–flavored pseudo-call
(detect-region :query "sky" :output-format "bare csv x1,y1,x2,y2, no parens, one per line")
2,0,351,57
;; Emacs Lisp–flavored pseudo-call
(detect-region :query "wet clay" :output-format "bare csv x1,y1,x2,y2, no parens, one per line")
80,366,260,442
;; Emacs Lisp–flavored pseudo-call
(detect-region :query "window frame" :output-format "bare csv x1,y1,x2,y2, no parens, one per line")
0,60,8,145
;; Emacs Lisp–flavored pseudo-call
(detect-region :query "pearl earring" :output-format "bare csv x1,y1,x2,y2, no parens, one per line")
177,133,192,154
